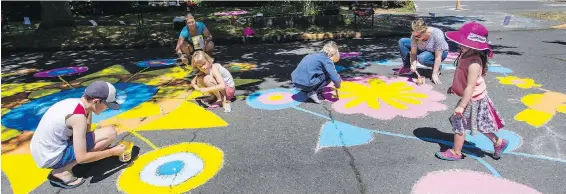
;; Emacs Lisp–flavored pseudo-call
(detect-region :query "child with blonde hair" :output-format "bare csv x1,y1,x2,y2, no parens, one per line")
190,51,235,112
291,41,342,103
436,22,507,161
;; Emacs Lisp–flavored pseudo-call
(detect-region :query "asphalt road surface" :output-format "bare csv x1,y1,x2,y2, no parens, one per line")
2,29,566,194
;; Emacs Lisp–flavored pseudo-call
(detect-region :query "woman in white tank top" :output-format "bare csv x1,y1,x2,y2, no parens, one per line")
190,51,236,112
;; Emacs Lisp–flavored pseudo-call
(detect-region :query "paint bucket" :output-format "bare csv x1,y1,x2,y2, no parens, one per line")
118,141,134,162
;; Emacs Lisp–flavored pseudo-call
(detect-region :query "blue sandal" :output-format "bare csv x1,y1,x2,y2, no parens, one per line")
48,174,86,189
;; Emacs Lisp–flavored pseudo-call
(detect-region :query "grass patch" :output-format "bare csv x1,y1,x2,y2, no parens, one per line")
520,11,566,23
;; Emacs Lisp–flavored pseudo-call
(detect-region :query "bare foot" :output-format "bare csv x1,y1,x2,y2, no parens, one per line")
52,171,83,186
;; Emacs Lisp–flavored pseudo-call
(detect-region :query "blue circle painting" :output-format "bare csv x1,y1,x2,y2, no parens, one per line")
1,83,157,131
157,160,185,176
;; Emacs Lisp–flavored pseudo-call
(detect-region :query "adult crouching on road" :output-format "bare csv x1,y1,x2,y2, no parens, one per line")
396,19,449,84
175,13,215,66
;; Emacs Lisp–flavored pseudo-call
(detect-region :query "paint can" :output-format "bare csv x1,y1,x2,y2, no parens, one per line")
118,141,134,162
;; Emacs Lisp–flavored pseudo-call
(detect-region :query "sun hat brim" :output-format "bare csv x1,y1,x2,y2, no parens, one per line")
445,31,491,51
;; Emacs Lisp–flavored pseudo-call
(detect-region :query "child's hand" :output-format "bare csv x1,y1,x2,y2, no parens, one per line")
432,73,442,85
447,86,453,94
454,106,464,116
181,57,189,65
410,61,418,72
111,144,126,156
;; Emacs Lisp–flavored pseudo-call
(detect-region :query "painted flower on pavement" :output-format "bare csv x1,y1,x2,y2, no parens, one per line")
514,91,566,127
323,75,447,120
497,76,541,89
247,88,304,110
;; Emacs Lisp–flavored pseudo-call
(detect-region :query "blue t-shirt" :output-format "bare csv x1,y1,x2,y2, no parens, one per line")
179,21,206,42
291,53,341,88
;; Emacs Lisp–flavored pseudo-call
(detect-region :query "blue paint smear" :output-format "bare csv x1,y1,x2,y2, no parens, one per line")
376,59,402,66
318,121,373,148
136,59,177,68
48,68,77,76
335,65,348,73
1,83,157,131
157,160,185,176
488,66,513,75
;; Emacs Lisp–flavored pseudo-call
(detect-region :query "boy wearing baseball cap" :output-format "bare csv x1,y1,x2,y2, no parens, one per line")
30,81,126,188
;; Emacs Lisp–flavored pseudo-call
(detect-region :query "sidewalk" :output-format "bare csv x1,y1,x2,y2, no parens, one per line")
414,1,565,32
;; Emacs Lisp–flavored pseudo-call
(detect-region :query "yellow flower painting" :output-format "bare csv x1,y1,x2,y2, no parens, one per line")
515,91,566,127
497,76,542,89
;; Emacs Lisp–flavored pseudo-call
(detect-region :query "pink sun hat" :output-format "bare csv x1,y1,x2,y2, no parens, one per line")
445,21,493,58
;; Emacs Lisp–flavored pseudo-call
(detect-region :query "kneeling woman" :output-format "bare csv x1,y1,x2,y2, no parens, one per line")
396,19,449,84
190,51,235,112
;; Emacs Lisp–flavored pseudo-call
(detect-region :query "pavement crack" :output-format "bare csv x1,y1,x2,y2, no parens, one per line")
189,129,200,142
323,104,366,194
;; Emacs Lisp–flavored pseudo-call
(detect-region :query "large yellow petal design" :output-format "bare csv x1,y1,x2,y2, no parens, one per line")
521,93,544,108
75,64,131,81
339,81,369,93
365,98,381,110
1,154,50,194
344,97,367,109
514,108,553,127
134,101,227,131
557,104,566,114
517,79,541,89
115,102,162,119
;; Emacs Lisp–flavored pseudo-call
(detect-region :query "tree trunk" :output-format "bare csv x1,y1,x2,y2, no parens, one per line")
39,1,75,30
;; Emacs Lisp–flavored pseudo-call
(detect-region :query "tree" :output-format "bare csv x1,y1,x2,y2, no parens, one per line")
39,1,75,30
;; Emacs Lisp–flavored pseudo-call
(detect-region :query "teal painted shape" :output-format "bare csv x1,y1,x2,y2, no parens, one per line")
318,120,374,148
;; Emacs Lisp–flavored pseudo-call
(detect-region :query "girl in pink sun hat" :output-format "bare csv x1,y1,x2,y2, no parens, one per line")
436,21,507,161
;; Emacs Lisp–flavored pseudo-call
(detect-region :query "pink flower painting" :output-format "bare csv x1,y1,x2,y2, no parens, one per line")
323,75,447,120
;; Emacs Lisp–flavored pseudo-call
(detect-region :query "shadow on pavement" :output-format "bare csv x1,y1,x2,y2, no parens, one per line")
412,127,490,158
543,40,566,46
71,146,141,184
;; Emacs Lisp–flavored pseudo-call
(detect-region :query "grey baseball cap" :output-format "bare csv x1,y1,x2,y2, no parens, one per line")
84,80,121,110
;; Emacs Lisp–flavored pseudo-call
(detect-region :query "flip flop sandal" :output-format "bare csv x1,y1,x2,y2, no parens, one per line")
207,102,222,110
48,174,86,189
197,96,216,104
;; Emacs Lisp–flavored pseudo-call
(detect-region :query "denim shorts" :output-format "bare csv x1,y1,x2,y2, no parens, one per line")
50,132,96,169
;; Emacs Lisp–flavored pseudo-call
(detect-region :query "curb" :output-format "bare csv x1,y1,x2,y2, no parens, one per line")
1,30,409,53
